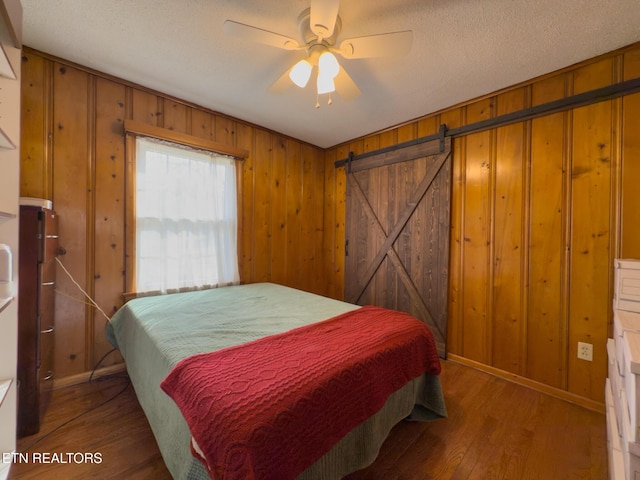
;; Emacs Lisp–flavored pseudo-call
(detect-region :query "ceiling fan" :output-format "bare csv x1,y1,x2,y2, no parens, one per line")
223,0,413,107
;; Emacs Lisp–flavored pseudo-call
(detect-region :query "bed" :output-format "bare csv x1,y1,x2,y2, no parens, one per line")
106,282,447,480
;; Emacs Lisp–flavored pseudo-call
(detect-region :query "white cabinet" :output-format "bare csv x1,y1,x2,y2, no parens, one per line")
608,260,640,480
0,1,21,480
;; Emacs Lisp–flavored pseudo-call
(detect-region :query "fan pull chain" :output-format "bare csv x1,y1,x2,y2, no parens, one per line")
315,93,334,108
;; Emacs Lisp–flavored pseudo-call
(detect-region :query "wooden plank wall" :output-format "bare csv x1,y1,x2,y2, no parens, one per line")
20,48,327,381
324,43,640,405
19,42,640,405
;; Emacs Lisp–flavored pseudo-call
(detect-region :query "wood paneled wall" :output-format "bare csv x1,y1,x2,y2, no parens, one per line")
20,48,327,381
325,43,640,405
20,42,640,405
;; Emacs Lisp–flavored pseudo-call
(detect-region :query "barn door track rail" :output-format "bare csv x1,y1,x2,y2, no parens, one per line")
335,77,640,170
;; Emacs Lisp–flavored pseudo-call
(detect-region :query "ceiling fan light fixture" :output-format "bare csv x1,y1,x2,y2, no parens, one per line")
318,51,340,79
289,59,312,88
317,71,336,95
226,2,411,105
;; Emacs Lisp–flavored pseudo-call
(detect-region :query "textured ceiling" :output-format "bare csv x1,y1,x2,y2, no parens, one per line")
20,0,640,148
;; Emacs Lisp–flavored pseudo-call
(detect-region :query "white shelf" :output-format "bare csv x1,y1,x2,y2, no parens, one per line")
0,0,21,473
0,127,15,150
0,211,16,223
0,378,11,407
0,296,12,314
19,197,52,209
0,43,15,80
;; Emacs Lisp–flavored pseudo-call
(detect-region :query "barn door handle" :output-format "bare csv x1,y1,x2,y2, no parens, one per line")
345,239,349,257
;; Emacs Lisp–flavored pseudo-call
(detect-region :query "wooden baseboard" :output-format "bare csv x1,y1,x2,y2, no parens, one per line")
446,353,605,414
52,363,127,390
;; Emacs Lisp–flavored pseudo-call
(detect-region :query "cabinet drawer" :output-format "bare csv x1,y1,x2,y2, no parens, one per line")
40,326,54,372
615,311,640,379
38,364,54,422
610,339,625,436
41,210,58,262
616,259,640,314
623,330,640,443
40,259,55,284
39,327,54,419
39,281,55,326
606,379,625,480
620,390,640,480
39,284,55,321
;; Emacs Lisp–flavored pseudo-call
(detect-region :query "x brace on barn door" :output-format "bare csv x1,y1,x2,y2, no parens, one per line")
346,136,451,351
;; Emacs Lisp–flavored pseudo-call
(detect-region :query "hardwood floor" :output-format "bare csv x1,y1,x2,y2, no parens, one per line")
8,360,607,479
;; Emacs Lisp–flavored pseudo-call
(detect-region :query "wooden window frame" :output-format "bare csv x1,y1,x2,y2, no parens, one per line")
123,119,248,299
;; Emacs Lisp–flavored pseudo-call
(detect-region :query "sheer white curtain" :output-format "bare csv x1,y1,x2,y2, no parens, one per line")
135,137,239,293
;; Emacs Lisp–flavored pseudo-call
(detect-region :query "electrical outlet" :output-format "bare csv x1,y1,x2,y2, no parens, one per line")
577,341,593,361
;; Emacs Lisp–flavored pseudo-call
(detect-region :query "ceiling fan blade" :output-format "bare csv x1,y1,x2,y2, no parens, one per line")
223,20,301,50
268,65,295,94
335,66,361,100
338,30,413,59
310,0,340,39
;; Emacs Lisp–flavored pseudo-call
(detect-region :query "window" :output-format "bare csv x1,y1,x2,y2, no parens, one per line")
135,136,239,293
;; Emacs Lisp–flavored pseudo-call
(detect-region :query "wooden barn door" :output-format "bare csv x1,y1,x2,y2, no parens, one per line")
345,136,452,357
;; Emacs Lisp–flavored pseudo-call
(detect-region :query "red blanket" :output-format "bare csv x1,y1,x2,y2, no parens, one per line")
160,306,441,480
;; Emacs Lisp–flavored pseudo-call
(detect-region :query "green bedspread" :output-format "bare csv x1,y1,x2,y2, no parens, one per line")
106,283,446,480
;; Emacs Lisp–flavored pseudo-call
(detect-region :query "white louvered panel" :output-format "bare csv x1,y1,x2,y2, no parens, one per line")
623,330,640,443
615,311,640,378
611,338,626,436
608,378,625,480
615,260,640,314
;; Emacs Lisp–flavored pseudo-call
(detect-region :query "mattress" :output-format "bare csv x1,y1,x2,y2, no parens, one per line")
106,282,447,479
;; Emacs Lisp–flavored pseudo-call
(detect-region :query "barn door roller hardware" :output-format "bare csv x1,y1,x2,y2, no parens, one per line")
335,124,447,173
438,123,445,152
346,151,354,174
